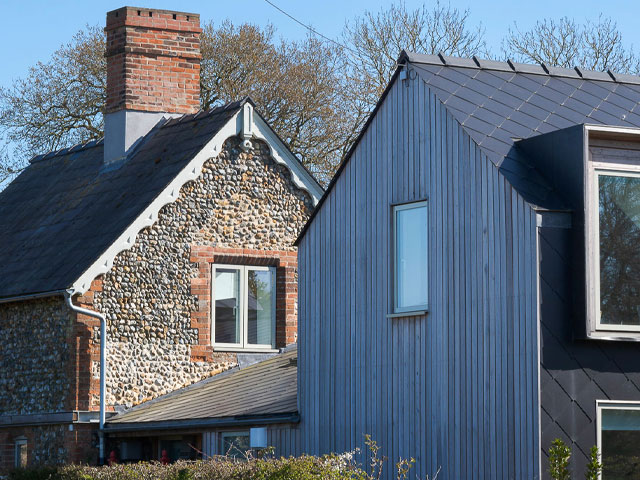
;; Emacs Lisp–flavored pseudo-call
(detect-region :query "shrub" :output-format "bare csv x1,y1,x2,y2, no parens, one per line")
549,438,571,480
7,454,368,480
585,446,602,480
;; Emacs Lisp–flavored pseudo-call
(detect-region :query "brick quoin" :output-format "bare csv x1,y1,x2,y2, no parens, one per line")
105,7,201,114
71,277,108,413
189,246,299,362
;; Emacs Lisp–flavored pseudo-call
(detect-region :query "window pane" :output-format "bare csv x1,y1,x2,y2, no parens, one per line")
601,408,640,478
221,433,250,459
214,268,241,344
247,269,274,346
15,443,26,468
599,175,640,325
396,204,428,310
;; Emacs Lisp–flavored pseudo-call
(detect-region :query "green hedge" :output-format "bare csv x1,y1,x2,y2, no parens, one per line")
7,454,368,480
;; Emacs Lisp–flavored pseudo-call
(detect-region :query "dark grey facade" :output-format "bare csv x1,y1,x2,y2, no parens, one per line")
294,52,640,479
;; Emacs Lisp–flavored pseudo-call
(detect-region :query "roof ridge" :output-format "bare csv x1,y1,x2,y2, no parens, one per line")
29,100,247,164
162,99,248,128
400,50,640,85
29,138,104,164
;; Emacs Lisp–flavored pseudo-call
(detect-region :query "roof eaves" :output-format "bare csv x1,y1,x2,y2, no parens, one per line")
104,412,300,433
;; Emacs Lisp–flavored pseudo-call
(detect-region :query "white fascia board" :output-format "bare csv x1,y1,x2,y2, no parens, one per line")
250,111,324,203
585,124,640,136
70,103,321,296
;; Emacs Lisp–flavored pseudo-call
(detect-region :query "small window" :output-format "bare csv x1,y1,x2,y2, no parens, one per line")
220,431,250,459
14,438,27,468
595,170,640,331
393,201,428,313
212,265,276,350
598,402,640,478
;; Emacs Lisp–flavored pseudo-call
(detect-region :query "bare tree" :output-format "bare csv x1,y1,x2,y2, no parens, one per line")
0,22,352,186
200,21,351,182
0,25,105,184
342,1,486,116
503,15,640,73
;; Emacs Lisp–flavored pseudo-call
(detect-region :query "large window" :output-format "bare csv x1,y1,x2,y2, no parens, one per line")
212,265,276,350
598,401,640,478
595,170,640,331
393,201,428,313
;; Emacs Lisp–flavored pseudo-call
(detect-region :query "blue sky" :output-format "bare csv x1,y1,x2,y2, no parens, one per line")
0,0,638,89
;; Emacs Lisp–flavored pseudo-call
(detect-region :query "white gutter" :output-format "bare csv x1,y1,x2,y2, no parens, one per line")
65,291,106,465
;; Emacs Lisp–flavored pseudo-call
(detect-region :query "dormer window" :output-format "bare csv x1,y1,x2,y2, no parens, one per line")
586,127,640,337
595,170,640,330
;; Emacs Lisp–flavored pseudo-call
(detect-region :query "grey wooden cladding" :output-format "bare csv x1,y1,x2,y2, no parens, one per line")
296,73,540,478
202,426,299,457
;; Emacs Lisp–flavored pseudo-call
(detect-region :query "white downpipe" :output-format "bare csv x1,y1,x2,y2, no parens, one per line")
65,291,106,464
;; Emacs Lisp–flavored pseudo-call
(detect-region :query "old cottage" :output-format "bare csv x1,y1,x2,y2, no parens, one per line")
0,6,321,469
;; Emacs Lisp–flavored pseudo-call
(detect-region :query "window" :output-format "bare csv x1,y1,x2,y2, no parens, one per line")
212,265,276,350
594,170,640,331
598,401,640,478
393,201,428,313
220,431,250,458
14,438,27,468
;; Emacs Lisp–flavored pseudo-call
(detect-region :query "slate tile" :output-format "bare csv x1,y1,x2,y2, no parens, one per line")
547,111,583,128
587,108,626,125
562,97,596,117
480,97,517,118
453,86,492,107
535,86,570,105
517,101,551,122
571,88,606,106
437,66,474,86
507,110,542,130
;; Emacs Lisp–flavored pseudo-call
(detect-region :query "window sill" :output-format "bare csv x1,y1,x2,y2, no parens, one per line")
386,310,428,319
587,330,640,342
212,346,280,353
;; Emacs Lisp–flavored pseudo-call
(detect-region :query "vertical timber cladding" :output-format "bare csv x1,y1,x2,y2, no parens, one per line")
297,72,540,478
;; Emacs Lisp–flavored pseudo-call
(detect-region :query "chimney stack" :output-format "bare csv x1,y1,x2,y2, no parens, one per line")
104,7,201,163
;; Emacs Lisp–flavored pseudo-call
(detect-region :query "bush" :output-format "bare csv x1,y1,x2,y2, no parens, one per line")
7,454,369,480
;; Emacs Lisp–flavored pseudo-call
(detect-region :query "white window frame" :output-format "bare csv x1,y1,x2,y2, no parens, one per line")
591,167,640,332
14,437,27,468
219,430,250,457
393,200,429,314
211,264,277,351
596,399,640,479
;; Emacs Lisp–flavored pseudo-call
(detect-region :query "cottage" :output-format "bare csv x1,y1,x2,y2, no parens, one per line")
0,6,321,469
294,52,640,479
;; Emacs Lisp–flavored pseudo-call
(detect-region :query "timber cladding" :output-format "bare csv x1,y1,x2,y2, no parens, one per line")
296,69,540,479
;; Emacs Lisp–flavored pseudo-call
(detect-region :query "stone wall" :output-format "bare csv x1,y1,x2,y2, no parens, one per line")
0,424,97,470
0,297,72,415
87,136,313,409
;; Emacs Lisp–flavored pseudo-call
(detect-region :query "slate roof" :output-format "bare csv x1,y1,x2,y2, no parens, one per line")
106,345,297,429
297,52,640,244
404,51,640,208
0,100,241,299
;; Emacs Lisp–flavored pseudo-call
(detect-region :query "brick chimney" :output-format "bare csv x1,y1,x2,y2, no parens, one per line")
104,7,201,163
